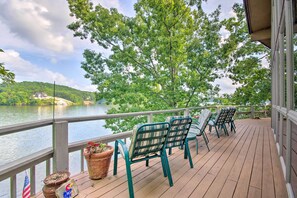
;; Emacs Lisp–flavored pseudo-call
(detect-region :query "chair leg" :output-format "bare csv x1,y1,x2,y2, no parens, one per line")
202,133,210,151
204,132,209,143
161,154,167,177
180,144,184,150
125,161,134,198
169,148,172,155
162,151,173,187
184,146,187,159
146,159,149,167
113,140,119,175
215,126,220,138
232,120,236,129
231,121,236,133
209,125,212,132
223,124,229,136
195,137,199,154
185,139,193,168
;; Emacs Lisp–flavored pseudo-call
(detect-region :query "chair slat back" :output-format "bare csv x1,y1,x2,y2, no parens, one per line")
225,107,236,123
197,109,212,132
166,116,192,149
129,122,170,160
214,108,229,125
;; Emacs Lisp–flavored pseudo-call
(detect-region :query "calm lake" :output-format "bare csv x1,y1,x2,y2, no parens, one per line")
0,104,112,197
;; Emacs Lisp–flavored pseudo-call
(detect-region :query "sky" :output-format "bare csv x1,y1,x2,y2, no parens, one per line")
0,0,240,93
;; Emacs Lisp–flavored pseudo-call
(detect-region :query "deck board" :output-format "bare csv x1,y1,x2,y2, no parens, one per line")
262,126,275,198
268,125,288,198
233,124,259,197
35,119,288,198
248,186,261,198
203,124,251,198
249,126,263,189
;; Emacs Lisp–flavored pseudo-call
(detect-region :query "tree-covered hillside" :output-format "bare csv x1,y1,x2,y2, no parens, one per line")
0,81,95,105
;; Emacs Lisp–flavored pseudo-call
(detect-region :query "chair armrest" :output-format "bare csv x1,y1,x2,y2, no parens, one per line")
116,139,129,159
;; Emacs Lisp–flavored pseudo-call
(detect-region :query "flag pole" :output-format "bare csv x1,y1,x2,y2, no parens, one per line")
22,170,31,198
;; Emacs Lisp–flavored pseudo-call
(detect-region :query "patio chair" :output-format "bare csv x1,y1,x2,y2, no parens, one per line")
165,116,193,168
187,109,212,154
113,122,172,198
224,107,236,133
208,108,229,138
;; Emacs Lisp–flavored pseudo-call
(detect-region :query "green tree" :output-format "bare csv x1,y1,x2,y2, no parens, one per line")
68,0,225,132
221,4,270,105
0,49,15,84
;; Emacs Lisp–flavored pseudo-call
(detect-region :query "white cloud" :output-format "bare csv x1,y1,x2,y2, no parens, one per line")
76,85,97,92
50,57,57,64
228,9,237,18
0,49,95,91
92,0,121,11
261,57,270,69
0,0,73,53
213,77,240,94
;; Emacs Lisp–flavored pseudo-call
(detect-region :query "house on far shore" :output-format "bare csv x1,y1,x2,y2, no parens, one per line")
33,92,48,99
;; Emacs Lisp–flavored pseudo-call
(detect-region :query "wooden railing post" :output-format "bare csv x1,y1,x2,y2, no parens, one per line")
10,175,16,198
250,106,255,119
30,166,36,195
46,159,51,176
184,108,190,116
53,121,69,172
216,106,220,114
147,113,153,123
80,149,84,172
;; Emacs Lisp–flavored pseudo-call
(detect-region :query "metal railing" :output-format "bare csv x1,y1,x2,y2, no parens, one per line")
0,105,268,197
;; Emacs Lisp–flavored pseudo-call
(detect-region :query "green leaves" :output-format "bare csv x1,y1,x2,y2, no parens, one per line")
221,4,271,105
67,0,235,132
0,49,15,84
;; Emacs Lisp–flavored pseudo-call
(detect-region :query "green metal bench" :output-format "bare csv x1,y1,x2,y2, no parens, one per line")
113,122,172,198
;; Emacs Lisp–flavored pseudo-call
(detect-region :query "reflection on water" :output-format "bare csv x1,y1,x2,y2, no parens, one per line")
0,104,112,197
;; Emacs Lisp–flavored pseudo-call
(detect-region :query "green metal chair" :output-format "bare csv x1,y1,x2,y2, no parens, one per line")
224,107,236,133
187,109,212,154
208,108,229,138
165,116,193,168
113,122,173,198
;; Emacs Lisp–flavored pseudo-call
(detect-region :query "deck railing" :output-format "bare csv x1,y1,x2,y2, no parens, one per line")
0,105,269,197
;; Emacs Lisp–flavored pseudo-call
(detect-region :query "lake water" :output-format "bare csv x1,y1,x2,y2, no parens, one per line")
0,104,112,197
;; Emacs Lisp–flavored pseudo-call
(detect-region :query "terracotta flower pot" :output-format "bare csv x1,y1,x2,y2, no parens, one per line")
42,171,70,198
84,145,114,180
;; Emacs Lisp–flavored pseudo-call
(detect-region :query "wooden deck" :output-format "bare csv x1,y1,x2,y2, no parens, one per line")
38,119,288,198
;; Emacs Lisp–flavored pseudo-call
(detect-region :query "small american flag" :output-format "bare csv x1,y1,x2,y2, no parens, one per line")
22,173,30,198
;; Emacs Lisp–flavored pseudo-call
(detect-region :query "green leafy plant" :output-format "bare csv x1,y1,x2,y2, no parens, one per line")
85,141,108,154
0,49,15,84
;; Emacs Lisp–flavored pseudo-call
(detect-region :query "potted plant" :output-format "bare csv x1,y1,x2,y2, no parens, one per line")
83,141,114,180
42,171,70,198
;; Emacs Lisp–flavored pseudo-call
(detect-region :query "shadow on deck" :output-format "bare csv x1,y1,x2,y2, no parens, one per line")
37,118,288,198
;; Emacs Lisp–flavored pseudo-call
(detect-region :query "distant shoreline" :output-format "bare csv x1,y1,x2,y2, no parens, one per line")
0,100,95,106
0,81,96,106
